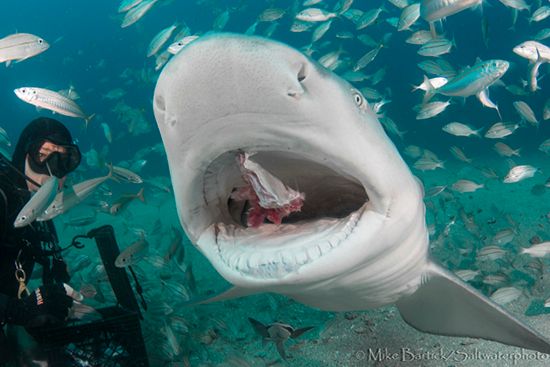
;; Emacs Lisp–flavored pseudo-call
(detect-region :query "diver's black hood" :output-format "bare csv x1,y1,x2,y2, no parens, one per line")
11,117,75,186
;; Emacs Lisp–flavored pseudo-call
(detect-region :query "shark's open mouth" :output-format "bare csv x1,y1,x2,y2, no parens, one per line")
202,150,369,278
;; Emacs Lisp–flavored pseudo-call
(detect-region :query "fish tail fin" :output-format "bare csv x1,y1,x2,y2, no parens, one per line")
85,113,96,129
105,163,120,183
412,75,426,92
429,22,437,38
530,49,543,93
422,76,435,104
519,247,528,255
137,187,145,203
476,0,485,17
495,104,502,120
474,128,484,138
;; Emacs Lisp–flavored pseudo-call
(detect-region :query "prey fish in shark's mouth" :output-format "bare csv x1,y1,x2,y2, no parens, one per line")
154,33,550,354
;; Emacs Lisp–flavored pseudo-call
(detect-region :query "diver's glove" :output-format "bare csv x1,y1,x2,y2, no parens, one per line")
2,283,73,327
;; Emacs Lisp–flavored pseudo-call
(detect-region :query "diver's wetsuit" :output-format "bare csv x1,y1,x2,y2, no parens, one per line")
0,118,76,364
0,165,63,363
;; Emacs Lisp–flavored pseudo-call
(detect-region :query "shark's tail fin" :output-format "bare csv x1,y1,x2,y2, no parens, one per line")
396,261,550,354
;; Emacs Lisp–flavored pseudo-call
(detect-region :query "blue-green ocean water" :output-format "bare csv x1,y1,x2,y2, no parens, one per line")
0,1,549,366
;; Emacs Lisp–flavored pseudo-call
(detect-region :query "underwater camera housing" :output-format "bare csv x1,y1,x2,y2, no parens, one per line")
27,225,149,366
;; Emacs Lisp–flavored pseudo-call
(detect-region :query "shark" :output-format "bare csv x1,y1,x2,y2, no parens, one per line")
153,33,550,354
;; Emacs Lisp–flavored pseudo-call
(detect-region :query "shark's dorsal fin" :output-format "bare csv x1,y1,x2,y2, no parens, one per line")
396,261,550,354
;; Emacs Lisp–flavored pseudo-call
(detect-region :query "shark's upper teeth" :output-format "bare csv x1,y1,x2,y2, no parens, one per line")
215,203,365,278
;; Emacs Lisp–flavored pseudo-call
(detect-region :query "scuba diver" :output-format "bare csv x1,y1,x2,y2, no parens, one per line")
0,117,82,364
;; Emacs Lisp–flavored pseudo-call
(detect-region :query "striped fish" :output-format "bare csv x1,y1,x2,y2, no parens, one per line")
121,0,159,28
168,35,200,55
421,0,481,22
490,287,522,305
414,100,451,119
147,23,178,57
14,176,58,228
398,3,421,31
0,33,49,66
513,101,538,126
418,37,454,57
14,87,95,126
118,0,143,13
424,60,508,116
484,122,519,139
498,0,530,11
38,166,114,221
417,59,456,78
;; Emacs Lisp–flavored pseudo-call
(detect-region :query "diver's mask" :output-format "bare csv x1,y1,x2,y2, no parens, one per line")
27,139,81,178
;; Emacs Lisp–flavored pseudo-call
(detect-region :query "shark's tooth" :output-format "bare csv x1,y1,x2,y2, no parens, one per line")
231,254,242,270
280,251,296,270
306,245,322,261
237,255,249,271
273,251,286,276
294,248,310,265
247,252,261,269
329,233,345,247
319,240,332,254
226,249,241,269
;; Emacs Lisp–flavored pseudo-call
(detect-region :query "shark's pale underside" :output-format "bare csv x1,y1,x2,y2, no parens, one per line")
153,33,550,354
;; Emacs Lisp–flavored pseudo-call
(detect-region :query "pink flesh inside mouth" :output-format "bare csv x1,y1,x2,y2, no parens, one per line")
230,152,305,228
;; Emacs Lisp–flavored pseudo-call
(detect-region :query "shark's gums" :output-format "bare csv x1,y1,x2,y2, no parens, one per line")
153,33,550,354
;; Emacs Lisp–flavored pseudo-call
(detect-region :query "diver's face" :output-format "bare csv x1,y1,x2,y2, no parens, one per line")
35,141,68,162
25,141,68,192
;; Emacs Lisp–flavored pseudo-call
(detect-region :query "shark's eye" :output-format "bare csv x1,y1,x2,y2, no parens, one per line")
352,90,364,108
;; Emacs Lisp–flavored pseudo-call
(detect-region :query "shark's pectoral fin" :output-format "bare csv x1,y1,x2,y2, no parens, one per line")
396,261,550,354
181,286,257,306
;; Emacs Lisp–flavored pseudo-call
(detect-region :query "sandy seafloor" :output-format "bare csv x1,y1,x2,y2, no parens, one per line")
41,150,549,367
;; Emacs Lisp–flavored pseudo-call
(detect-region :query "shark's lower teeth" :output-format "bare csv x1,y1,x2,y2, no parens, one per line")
215,204,365,278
